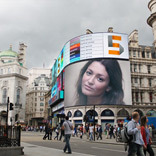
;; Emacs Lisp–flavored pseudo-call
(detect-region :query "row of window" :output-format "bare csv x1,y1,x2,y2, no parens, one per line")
132,92,153,103
35,97,44,102
130,64,151,73
34,92,45,96
0,68,22,75
132,78,152,87
130,50,151,58
1,88,20,104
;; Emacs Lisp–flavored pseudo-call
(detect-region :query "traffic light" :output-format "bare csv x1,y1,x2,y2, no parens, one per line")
10,103,14,110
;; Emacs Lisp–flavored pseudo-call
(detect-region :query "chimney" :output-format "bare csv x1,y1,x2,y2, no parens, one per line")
108,27,113,33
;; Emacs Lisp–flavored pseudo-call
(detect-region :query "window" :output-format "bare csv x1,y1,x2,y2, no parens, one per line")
18,81,20,86
140,92,143,102
2,88,7,104
40,103,44,106
138,64,141,72
142,51,145,58
134,64,137,72
134,78,138,83
35,103,37,106
0,69,3,74
35,98,37,101
35,92,37,96
146,52,150,58
19,69,22,74
8,68,11,73
16,89,20,104
138,52,140,57
147,65,151,74
40,97,44,101
149,92,153,102
133,51,136,57
148,78,152,87
135,92,139,102
139,78,142,86
40,108,43,111
35,87,37,90
130,64,132,72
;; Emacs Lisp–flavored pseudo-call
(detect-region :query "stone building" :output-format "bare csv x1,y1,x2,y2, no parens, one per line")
0,43,28,125
25,68,50,126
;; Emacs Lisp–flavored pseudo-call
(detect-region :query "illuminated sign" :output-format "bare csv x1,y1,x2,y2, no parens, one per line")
51,32,129,82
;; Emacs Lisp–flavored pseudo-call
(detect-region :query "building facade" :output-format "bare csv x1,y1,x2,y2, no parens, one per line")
65,30,156,128
0,43,28,125
25,68,50,126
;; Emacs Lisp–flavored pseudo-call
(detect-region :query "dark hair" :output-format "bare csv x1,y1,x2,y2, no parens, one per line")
76,59,124,105
65,116,69,120
141,116,147,127
132,112,139,119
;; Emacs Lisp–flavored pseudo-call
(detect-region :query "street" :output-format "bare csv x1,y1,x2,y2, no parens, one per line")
21,131,156,156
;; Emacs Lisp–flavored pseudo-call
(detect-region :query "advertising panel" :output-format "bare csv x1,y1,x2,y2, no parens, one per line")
51,32,129,85
64,59,132,107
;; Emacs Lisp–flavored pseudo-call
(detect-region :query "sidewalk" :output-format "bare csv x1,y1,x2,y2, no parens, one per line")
71,135,156,148
22,142,95,156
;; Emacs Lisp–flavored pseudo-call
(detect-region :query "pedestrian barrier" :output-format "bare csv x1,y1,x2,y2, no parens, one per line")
0,126,21,147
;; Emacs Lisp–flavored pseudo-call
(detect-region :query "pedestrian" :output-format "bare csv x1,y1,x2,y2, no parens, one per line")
141,116,155,156
105,123,110,139
89,123,94,141
43,124,50,140
62,116,73,154
74,126,78,137
127,111,145,156
59,126,64,141
97,125,102,140
85,124,89,139
40,125,43,132
49,126,52,140
54,125,59,140
109,125,115,139
149,125,152,138
151,124,155,138
79,125,83,139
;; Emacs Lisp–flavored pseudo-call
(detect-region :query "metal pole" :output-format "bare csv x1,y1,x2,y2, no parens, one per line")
6,97,9,137
93,105,95,141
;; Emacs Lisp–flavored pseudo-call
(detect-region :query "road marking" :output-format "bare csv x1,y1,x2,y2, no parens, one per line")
92,147,126,153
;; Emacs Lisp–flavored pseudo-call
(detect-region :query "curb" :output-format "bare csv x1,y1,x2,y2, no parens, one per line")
86,140,156,148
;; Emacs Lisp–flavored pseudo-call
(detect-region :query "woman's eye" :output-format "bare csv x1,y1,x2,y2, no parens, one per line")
97,77,104,82
86,71,92,75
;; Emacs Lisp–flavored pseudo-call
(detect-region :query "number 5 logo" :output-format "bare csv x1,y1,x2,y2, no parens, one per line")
108,35,124,55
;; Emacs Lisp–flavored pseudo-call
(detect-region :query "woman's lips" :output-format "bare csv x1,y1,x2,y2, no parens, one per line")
84,84,94,91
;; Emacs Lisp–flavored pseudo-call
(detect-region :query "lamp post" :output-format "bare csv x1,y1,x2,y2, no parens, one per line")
93,105,95,141
6,97,9,137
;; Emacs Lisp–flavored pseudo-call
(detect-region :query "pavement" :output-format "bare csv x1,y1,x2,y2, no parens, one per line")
22,142,94,156
21,131,156,156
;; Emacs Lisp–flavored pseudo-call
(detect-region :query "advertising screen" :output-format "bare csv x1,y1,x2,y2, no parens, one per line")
51,32,129,85
64,59,132,107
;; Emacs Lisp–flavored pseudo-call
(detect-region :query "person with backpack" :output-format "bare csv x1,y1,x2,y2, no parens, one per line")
140,116,155,156
62,116,73,154
127,112,145,156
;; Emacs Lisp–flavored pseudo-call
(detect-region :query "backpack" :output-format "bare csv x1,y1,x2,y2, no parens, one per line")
121,126,133,143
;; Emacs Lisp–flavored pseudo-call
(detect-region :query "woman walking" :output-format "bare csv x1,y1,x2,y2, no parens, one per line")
141,116,155,156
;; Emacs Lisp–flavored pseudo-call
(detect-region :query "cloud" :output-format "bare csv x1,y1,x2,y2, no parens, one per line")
0,0,153,68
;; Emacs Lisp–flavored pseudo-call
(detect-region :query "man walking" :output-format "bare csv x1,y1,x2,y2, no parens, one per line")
127,112,145,156
62,116,73,154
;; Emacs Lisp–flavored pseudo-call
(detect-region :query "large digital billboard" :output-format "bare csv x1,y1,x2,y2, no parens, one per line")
51,32,131,107
64,59,132,107
51,32,129,85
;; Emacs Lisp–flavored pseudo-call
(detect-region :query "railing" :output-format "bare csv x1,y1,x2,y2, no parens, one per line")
0,126,21,147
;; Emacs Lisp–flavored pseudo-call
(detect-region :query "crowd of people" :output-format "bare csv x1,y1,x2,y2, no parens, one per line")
23,113,155,155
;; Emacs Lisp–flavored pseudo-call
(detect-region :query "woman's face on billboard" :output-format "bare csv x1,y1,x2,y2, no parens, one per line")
81,61,110,97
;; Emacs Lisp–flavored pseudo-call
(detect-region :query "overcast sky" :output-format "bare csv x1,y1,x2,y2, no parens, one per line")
0,0,153,69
